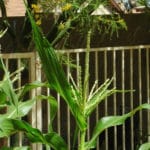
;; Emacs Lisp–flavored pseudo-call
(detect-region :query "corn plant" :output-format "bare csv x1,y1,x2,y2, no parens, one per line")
0,52,56,149
0,1,150,150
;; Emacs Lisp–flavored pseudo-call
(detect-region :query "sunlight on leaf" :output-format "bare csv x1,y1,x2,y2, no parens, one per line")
139,142,150,150
0,28,8,38
0,99,35,119
1,146,30,150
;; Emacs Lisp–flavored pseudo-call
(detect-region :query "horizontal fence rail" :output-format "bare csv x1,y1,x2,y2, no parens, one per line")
0,45,150,150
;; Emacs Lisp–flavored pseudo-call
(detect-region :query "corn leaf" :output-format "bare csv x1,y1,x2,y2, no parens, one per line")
85,103,150,149
0,118,15,137
0,59,18,107
0,118,68,150
18,81,49,100
0,72,18,107
0,89,7,106
1,146,30,150
44,132,68,150
0,118,45,142
25,3,86,131
37,95,58,132
139,142,150,150
0,99,35,119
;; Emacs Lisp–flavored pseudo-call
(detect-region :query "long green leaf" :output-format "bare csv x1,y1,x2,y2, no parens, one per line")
44,132,68,150
24,2,86,131
10,119,45,143
0,118,15,137
18,81,48,100
1,146,30,150
37,95,58,132
0,73,18,107
139,142,150,150
85,103,150,149
0,89,7,106
0,118,67,150
0,59,18,107
0,99,35,119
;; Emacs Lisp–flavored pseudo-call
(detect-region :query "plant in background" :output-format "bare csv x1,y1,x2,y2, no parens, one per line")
21,0,127,50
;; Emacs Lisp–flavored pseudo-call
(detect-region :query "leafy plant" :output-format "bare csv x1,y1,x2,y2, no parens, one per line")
0,0,150,150
24,3,150,149
139,142,150,150
0,51,52,148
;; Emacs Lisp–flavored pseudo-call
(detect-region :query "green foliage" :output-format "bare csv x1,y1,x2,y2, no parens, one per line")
1,146,30,150
36,95,58,132
25,2,87,131
0,118,68,150
139,142,150,150
22,5,150,150
0,58,48,119
85,103,150,149
37,0,127,47
0,59,19,107
0,1,149,150
18,81,49,99
0,52,54,148
0,99,35,119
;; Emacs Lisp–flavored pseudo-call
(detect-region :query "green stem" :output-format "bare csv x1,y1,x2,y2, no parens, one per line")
83,29,91,105
79,29,92,150
79,130,86,150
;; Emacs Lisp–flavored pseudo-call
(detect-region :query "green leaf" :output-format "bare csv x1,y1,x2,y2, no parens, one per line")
85,103,150,149
0,118,67,150
0,73,18,107
0,89,7,105
0,59,18,108
48,96,58,132
0,118,15,137
0,99,35,118
14,147,30,150
139,142,150,150
44,132,68,150
1,146,30,150
18,81,48,100
37,95,58,132
0,118,45,142
11,119,45,143
24,3,86,131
